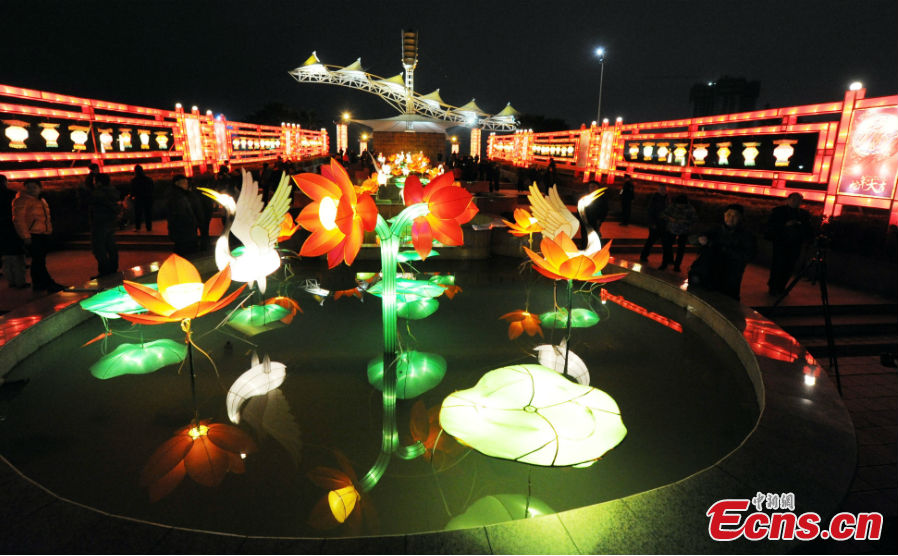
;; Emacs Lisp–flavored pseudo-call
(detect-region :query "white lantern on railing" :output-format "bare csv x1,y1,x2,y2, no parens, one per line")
39,123,60,148
742,142,760,167
98,128,114,152
155,131,169,149
3,120,29,149
773,140,796,167
69,125,90,151
692,144,709,165
139,130,151,150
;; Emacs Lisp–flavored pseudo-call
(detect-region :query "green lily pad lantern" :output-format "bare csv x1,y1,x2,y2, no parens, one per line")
367,350,447,399
80,283,159,319
89,339,186,380
396,295,440,320
539,308,600,329
227,304,291,336
439,364,626,466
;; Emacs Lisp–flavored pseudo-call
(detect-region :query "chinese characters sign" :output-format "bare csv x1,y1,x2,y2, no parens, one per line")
838,106,898,199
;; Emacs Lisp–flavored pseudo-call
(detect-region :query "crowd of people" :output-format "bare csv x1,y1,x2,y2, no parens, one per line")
631,182,812,301
2,164,817,305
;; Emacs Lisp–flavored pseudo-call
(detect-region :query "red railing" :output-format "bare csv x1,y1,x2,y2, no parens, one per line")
0,83,329,181
488,87,898,226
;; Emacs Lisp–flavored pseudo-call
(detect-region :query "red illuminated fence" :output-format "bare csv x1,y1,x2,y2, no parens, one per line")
488,86,898,226
0,83,329,182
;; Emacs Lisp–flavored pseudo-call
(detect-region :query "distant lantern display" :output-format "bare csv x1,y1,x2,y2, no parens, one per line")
3,120,29,149
772,140,796,167
742,142,760,166
692,143,709,165
656,143,670,161
673,143,688,165
69,125,90,151
642,142,655,161
155,131,169,149
118,128,132,151
716,142,731,165
628,144,639,159
98,128,113,152
138,129,151,149
39,123,60,148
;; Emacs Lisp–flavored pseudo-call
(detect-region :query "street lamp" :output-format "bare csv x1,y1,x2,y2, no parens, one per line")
595,47,605,123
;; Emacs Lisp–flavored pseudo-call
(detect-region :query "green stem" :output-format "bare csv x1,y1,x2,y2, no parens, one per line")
187,336,199,428
359,208,427,492
563,279,573,377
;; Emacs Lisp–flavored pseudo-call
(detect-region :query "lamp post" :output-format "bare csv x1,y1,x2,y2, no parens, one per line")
595,47,605,123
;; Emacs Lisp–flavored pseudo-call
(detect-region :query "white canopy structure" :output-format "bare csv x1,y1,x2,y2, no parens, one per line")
288,51,520,131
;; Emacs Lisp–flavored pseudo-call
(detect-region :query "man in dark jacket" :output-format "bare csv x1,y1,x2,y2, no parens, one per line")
639,184,668,262
130,165,155,231
694,204,757,300
166,175,199,256
89,173,120,276
765,193,812,296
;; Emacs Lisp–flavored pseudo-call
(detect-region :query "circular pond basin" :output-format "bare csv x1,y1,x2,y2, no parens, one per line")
0,257,758,538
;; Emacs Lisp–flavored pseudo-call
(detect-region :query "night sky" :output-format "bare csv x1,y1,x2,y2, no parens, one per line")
2,0,896,131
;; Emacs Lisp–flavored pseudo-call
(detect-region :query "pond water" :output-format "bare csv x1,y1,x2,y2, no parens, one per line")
0,256,758,537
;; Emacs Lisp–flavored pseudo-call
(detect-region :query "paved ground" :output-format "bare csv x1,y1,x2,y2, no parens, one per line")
1,208,895,552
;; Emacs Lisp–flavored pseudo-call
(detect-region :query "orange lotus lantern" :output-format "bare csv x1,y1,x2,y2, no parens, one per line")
277,213,301,242
119,254,245,325
499,310,544,340
502,208,541,237
294,159,378,268
308,451,369,531
402,173,478,260
140,420,256,502
524,232,627,284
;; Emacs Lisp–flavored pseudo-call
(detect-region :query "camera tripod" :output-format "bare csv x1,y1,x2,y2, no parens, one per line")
772,235,842,395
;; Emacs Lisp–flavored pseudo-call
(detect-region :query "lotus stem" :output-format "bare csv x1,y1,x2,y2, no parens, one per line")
563,279,573,377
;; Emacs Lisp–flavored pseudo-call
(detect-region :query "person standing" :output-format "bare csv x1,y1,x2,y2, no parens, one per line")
166,175,199,257
1,174,28,288
694,204,756,301
12,180,65,293
130,165,155,232
659,194,697,272
765,192,812,296
89,173,120,277
639,184,668,262
620,175,635,226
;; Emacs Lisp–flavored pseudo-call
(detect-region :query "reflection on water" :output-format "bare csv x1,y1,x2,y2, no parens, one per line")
0,258,758,537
